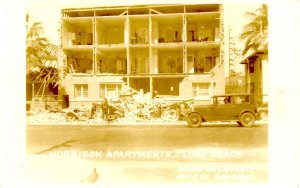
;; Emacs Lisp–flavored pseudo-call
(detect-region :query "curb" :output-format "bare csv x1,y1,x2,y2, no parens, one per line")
26,120,268,126
26,122,188,126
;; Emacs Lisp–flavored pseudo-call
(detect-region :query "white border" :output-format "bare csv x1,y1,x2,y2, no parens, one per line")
1,0,300,187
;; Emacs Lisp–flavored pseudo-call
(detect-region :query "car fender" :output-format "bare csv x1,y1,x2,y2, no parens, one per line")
238,109,258,120
187,111,206,122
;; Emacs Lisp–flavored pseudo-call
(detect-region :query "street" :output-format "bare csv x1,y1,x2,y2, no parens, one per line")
26,123,268,186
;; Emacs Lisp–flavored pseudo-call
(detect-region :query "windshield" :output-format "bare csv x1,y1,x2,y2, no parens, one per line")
213,96,230,104
213,95,250,105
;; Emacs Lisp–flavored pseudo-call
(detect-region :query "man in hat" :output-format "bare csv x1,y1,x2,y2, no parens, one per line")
100,98,109,121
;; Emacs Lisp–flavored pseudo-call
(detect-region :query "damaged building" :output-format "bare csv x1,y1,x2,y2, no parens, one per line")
58,4,226,107
26,44,59,111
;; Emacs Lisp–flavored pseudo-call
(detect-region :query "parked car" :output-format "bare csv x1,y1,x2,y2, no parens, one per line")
187,94,259,128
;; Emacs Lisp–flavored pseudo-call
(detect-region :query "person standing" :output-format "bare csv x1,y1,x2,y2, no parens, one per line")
100,98,109,121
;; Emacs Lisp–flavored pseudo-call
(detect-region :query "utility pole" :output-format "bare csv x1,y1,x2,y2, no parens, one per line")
228,25,232,77
228,24,237,77
228,24,243,94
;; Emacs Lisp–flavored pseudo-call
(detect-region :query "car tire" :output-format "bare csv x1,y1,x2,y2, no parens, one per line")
240,112,255,127
187,113,202,128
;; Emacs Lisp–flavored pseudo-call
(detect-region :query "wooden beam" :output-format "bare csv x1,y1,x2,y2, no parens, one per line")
150,8,162,14
150,76,153,98
120,10,128,16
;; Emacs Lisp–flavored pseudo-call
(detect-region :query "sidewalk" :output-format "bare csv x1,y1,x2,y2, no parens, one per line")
26,120,268,126
26,110,268,126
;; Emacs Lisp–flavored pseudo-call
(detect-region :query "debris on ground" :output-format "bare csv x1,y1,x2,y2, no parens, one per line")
26,89,194,125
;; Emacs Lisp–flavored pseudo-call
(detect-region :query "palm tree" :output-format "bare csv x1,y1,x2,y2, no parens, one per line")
240,5,268,55
26,13,52,69
26,14,59,101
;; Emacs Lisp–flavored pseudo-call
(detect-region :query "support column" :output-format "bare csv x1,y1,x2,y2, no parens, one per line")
150,76,153,99
126,15,131,75
124,10,129,45
32,83,35,99
247,61,251,94
127,47,130,75
183,14,187,73
93,17,96,75
127,77,132,93
149,15,152,74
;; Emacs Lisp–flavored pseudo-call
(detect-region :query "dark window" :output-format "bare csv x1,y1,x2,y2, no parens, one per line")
250,83,254,94
234,96,250,104
249,61,254,73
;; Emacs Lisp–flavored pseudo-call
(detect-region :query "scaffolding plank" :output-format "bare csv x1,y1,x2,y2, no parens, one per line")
150,8,162,14
119,10,128,16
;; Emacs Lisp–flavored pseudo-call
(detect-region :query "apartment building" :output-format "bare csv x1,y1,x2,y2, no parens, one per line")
58,4,226,106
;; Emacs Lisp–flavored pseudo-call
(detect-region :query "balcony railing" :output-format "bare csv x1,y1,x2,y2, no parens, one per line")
32,95,59,102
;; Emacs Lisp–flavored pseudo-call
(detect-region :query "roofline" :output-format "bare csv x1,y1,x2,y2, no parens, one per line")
239,50,267,64
212,94,252,97
61,3,220,12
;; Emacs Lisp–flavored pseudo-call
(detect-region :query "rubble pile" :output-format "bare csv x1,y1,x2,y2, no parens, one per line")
27,111,68,124
26,103,189,124
26,90,194,125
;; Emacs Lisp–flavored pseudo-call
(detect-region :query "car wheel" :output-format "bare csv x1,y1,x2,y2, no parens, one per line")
187,113,202,128
240,112,255,127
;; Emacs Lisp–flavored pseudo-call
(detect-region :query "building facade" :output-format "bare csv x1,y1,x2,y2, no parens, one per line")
240,50,268,104
58,4,226,107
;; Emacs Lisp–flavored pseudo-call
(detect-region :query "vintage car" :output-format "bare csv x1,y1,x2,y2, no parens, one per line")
187,94,259,128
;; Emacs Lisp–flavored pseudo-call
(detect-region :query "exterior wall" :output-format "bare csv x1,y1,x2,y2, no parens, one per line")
211,63,226,95
179,63,225,103
179,74,213,98
261,54,268,96
242,52,268,104
249,57,262,95
61,75,124,107
244,63,249,92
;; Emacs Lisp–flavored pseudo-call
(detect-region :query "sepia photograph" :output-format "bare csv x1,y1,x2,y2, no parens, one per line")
26,1,268,187
1,0,299,187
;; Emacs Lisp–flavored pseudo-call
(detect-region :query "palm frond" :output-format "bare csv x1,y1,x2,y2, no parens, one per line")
26,18,56,68
27,22,44,39
244,12,258,19
240,4,268,55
